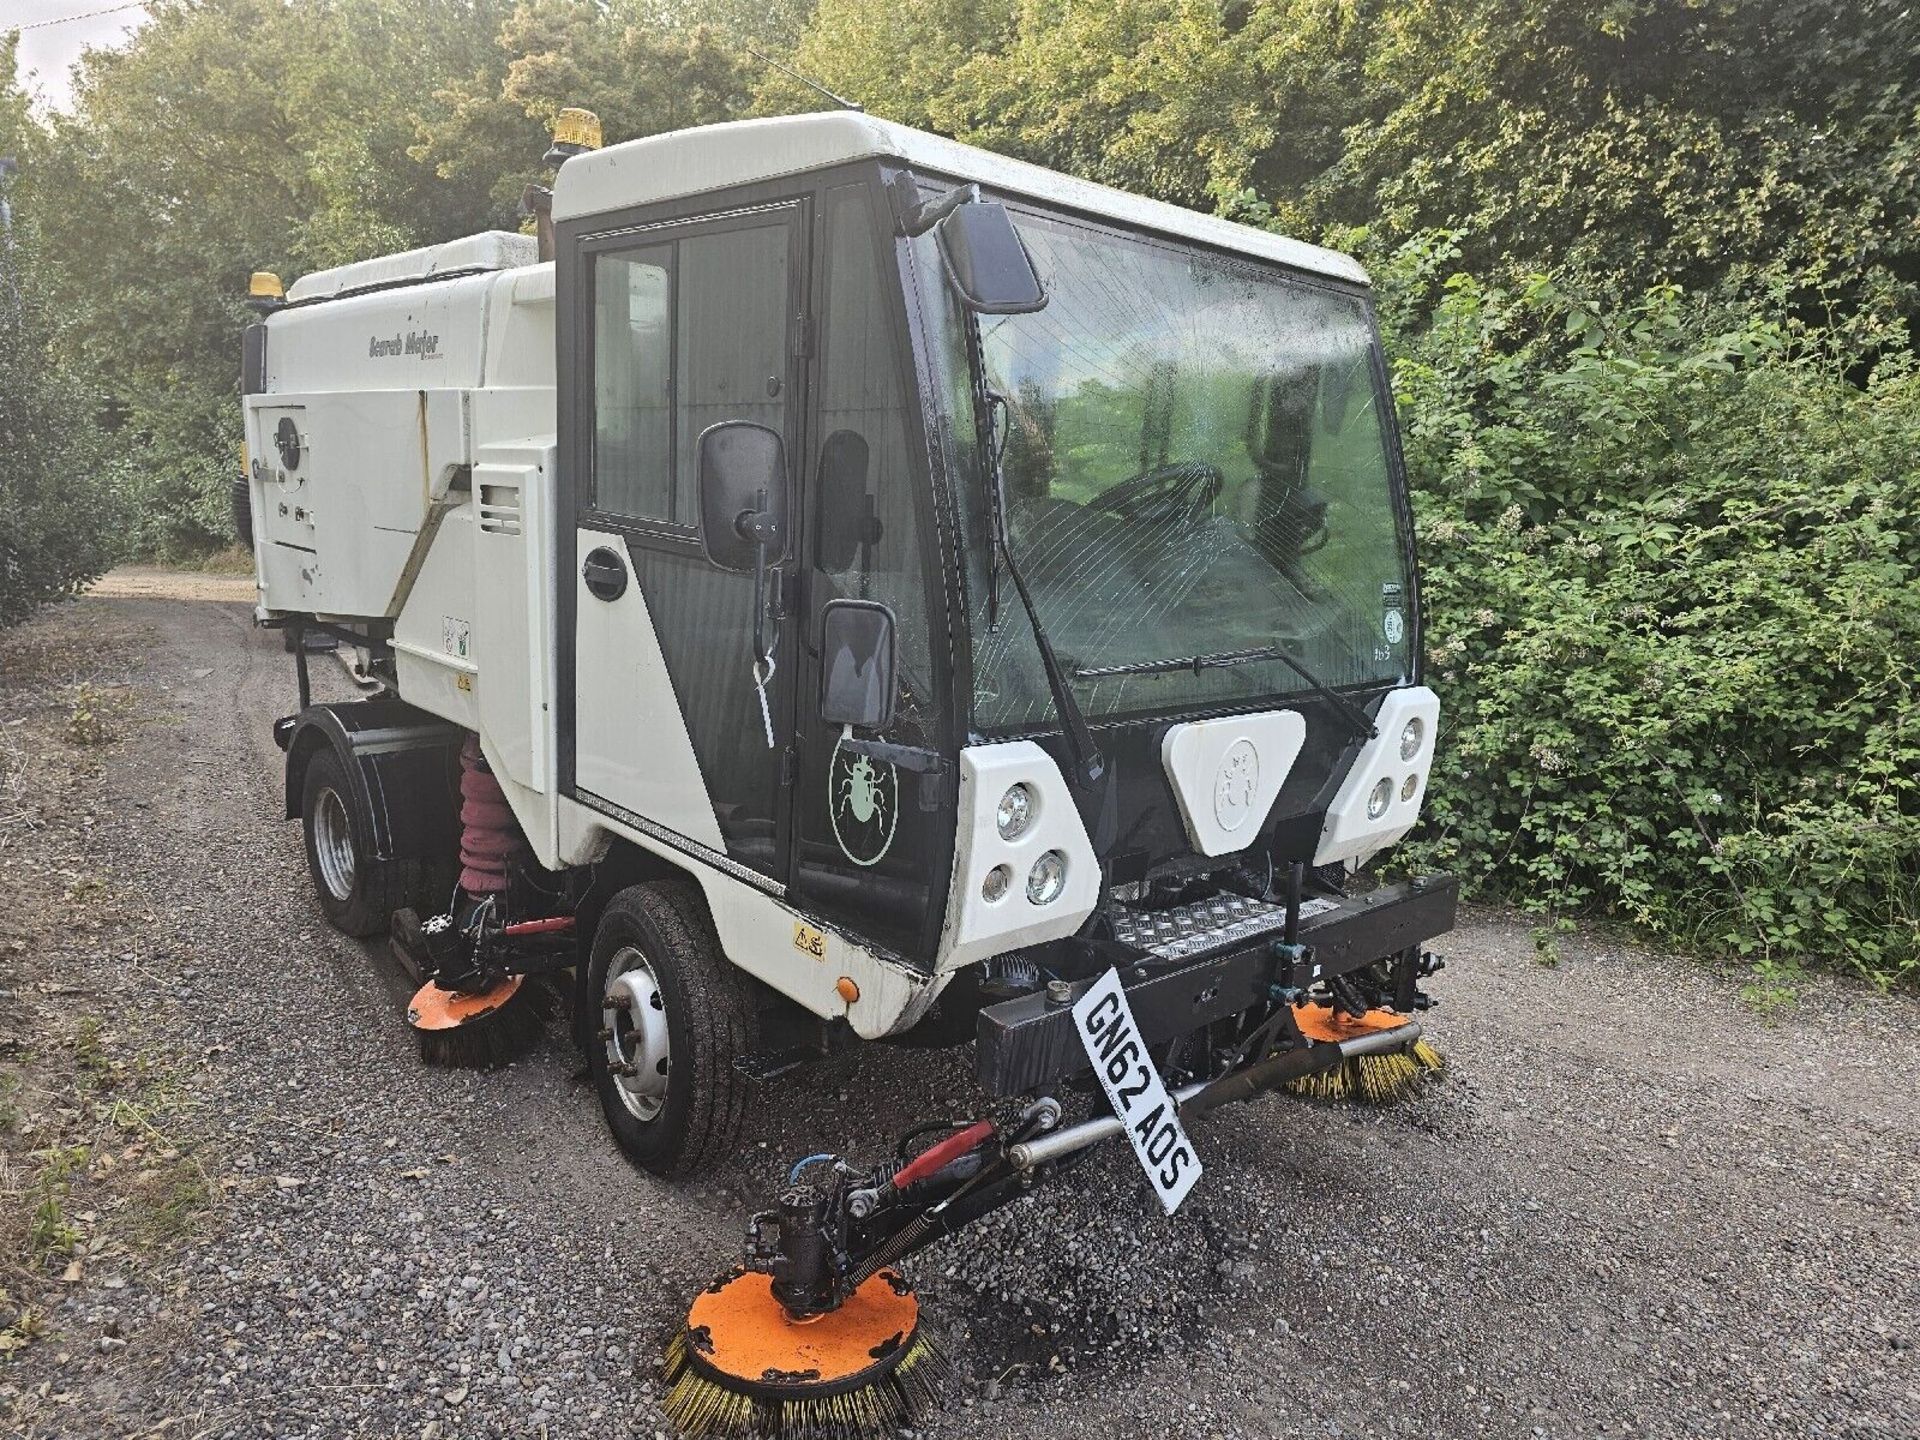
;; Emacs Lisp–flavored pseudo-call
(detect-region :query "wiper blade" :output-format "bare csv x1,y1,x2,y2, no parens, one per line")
1077,645,1378,740
962,317,1105,786
1074,645,1286,679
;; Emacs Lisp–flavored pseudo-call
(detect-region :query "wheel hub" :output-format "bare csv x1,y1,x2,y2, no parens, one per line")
604,945,670,1120
312,785,357,900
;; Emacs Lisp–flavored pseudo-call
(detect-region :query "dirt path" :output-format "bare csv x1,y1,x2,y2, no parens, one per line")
4,575,1917,1439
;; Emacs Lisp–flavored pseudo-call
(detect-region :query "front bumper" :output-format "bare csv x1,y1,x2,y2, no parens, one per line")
974,875,1459,1096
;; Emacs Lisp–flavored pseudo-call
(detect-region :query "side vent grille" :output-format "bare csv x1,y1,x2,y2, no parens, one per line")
478,482,522,536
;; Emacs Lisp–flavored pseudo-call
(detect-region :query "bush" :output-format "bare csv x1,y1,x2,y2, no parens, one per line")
1383,239,1920,985
0,243,129,627
119,388,244,562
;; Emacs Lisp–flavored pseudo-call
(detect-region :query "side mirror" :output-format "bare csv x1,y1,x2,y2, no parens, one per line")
819,599,897,732
816,429,880,573
696,421,788,573
936,202,1047,314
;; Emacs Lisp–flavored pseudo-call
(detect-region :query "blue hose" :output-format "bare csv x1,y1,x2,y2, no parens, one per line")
787,1153,837,1183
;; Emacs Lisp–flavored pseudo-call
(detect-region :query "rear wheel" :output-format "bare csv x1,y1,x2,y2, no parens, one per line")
229,474,253,548
586,880,756,1176
300,747,422,938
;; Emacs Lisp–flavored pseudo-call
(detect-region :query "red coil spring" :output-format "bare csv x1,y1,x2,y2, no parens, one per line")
458,736,519,895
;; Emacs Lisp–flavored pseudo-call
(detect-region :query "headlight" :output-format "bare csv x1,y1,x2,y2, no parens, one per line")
1400,717,1425,761
982,864,1012,903
1401,774,1419,802
1026,850,1067,905
1367,777,1393,820
996,783,1035,840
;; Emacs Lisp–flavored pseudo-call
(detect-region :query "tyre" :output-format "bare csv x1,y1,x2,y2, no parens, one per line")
586,880,757,1176
230,474,253,548
300,746,423,938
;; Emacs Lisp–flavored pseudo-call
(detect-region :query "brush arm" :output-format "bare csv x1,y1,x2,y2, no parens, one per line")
743,1012,1430,1320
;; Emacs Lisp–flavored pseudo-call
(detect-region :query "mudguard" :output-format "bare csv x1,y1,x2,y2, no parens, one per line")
280,698,464,866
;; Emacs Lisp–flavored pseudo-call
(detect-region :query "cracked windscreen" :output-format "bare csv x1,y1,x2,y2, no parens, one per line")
915,209,1413,732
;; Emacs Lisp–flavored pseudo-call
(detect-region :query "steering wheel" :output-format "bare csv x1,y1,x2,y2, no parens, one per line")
1090,460,1224,528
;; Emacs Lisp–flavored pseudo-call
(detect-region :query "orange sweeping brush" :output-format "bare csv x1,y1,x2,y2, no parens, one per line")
1285,1001,1445,1103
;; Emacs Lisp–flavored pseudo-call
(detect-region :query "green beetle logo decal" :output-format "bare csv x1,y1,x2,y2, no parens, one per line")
828,735,899,868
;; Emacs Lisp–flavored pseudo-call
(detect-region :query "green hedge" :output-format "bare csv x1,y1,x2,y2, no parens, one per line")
1383,241,1920,986
0,244,127,626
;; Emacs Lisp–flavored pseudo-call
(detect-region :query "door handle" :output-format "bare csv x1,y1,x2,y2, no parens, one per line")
582,546,628,601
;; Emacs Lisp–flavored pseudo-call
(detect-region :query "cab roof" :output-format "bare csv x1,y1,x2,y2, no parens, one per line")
550,112,1368,287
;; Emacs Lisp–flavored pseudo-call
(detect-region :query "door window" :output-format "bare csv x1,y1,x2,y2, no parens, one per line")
581,212,799,879
812,184,936,723
591,224,792,528
793,183,946,957
592,246,672,521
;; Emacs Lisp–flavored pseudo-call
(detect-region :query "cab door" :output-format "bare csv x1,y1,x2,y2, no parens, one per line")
786,182,953,958
571,204,808,885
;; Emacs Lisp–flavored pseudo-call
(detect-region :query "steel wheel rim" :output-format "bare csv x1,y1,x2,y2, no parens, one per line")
313,786,357,901
604,945,671,1122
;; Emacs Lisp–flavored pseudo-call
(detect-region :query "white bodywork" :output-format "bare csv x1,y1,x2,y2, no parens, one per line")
1314,686,1441,867
1161,710,1308,859
941,743,1102,973
245,116,1420,1039
287,231,539,302
245,228,959,1037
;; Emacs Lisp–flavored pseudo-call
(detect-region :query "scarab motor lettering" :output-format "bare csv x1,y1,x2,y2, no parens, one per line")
367,330,439,358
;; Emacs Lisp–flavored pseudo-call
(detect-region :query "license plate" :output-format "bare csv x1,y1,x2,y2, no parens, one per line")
1072,967,1202,1214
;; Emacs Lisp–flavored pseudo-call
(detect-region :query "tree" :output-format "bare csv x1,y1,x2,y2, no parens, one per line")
11,0,768,555
773,0,1920,332
0,37,126,625
414,0,758,216
17,0,531,555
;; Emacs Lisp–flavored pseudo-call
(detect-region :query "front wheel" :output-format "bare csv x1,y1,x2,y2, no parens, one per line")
586,880,757,1176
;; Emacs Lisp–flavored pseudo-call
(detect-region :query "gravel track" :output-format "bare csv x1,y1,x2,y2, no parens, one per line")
6,579,1918,1439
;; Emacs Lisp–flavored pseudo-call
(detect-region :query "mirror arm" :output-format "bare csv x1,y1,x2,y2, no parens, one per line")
838,735,947,776
857,493,878,600
889,171,981,237
735,490,780,666
750,532,770,665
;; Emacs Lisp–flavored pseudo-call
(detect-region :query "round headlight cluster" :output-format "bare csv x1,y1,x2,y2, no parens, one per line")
1400,717,1425,762
1027,850,1068,905
996,783,1035,840
1366,777,1394,820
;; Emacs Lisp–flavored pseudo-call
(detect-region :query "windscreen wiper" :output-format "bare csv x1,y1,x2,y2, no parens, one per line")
1076,644,1378,740
960,317,1105,786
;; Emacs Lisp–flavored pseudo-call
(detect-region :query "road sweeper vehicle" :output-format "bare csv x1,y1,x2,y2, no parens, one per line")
240,109,1456,1434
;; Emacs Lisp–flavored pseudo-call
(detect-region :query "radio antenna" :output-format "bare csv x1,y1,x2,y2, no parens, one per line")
739,44,864,113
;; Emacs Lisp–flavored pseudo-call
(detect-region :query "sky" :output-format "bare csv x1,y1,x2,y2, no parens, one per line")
8,1,151,112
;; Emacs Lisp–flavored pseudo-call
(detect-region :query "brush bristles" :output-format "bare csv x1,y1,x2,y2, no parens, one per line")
1287,1041,1445,1106
416,984,550,1069
663,1327,948,1439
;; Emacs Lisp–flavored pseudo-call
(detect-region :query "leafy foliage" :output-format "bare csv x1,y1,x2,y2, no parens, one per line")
770,0,1920,984
776,0,1920,332
1385,243,1919,983
0,46,127,624
5,0,756,559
